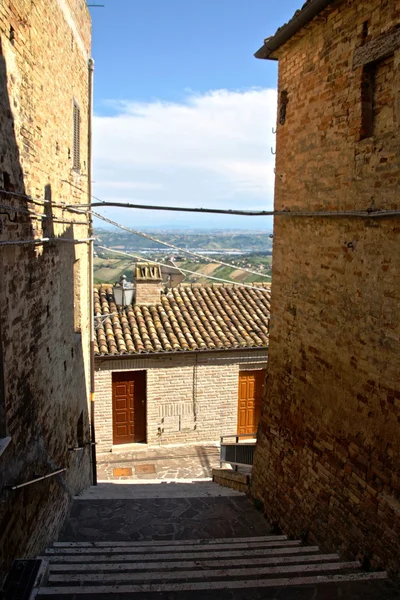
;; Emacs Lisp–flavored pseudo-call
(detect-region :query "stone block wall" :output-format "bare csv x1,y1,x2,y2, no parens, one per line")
0,0,91,576
251,0,400,573
95,350,267,451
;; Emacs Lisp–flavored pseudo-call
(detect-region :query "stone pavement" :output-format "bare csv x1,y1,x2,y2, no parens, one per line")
96,442,221,481
62,488,266,542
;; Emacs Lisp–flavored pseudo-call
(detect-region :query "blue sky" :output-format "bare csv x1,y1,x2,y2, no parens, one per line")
89,0,301,230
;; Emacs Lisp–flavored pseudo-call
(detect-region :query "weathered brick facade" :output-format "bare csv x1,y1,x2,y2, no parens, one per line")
95,351,267,451
252,0,400,573
0,0,91,575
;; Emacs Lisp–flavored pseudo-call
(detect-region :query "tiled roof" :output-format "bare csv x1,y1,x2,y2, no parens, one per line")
255,0,331,59
94,284,270,356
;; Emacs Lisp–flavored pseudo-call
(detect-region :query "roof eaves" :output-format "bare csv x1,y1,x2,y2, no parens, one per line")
94,345,269,361
254,0,334,60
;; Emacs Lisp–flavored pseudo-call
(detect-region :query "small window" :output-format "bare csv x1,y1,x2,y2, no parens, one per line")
279,91,289,125
73,100,81,171
73,258,81,332
0,318,7,441
77,411,84,447
360,63,375,140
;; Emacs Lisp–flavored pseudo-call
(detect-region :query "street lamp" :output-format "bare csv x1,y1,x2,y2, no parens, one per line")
113,274,134,306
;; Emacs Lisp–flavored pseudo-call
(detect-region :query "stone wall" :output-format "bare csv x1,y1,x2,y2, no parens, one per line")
0,0,91,575
95,350,267,451
252,0,400,573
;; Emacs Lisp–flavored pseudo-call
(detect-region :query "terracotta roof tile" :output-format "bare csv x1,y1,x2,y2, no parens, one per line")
94,283,270,356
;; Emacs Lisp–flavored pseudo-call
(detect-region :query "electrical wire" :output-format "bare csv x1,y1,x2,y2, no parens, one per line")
5,183,400,220
91,210,271,279
0,188,88,213
0,203,46,219
87,203,400,218
94,244,270,292
0,237,93,247
60,181,400,219
0,201,88,225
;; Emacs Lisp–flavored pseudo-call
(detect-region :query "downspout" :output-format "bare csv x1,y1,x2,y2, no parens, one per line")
88,57,97,485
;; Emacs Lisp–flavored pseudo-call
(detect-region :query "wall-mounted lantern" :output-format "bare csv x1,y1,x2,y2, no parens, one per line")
113,274,134,306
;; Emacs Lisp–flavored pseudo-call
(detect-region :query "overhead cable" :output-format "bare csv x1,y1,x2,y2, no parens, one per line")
91,210,271,279
84,203,400,218
0,202,47,219
0,203,88,226
60,181,400,219
0,188,88,213
95,244,270,293
0,237,93,247
5,184,400,219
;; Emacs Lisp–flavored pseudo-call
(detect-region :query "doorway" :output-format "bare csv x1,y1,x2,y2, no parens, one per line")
112,371,146,444
237,370,265,435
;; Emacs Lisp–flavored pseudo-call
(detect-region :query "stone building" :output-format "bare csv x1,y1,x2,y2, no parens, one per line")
0,0,92,575
94,272,269,450
252,0,400,573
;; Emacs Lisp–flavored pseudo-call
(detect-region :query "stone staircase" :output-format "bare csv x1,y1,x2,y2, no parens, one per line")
10,481,391,598
32,535,388,598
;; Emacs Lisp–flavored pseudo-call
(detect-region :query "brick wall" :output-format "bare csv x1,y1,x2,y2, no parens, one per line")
0,0,91,575
252,0,400,573
95,351,267,451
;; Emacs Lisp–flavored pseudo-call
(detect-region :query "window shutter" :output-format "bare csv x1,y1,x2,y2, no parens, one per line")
73,101,81,170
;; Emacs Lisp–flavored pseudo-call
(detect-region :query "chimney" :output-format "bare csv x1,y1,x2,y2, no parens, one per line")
135,262,163,305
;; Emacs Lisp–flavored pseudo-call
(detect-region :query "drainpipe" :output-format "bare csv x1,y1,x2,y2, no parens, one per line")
88,57,97,485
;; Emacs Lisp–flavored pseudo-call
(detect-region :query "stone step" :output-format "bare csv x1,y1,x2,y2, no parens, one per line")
41,545,323,564
47,561,361,585
36,571,388,597
52,535,288,547
48,553,342,573
45,539,302,555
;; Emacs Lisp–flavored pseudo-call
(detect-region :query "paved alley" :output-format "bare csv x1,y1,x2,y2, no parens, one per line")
96,443,220,481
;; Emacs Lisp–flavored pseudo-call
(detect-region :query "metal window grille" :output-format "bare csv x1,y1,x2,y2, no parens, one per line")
73,101,81,170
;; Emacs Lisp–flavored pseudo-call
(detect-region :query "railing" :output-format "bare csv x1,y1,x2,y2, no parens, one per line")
68,441,96,452
5,468,66,491
220,433,257,470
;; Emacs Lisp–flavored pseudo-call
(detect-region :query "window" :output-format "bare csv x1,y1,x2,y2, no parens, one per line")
279,91,289,125
0,318,5,437
73,258,81,332
360,63,375,140
0,316,10,456
73,100,81,171
360,54,395,140
77,411,84,447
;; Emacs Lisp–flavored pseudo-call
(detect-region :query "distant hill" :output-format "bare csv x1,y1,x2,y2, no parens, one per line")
94,228,272,253
93,228,273,286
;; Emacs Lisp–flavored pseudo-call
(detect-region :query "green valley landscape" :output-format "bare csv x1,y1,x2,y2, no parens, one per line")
94,228,273,285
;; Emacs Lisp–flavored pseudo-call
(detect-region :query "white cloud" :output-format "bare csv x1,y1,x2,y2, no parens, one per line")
93,88,277,229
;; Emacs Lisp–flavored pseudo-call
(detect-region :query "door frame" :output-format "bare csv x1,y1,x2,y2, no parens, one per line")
112,370,147,445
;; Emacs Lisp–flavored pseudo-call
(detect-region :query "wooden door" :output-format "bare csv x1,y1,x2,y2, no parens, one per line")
112,371,146,445
237,370,265,435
